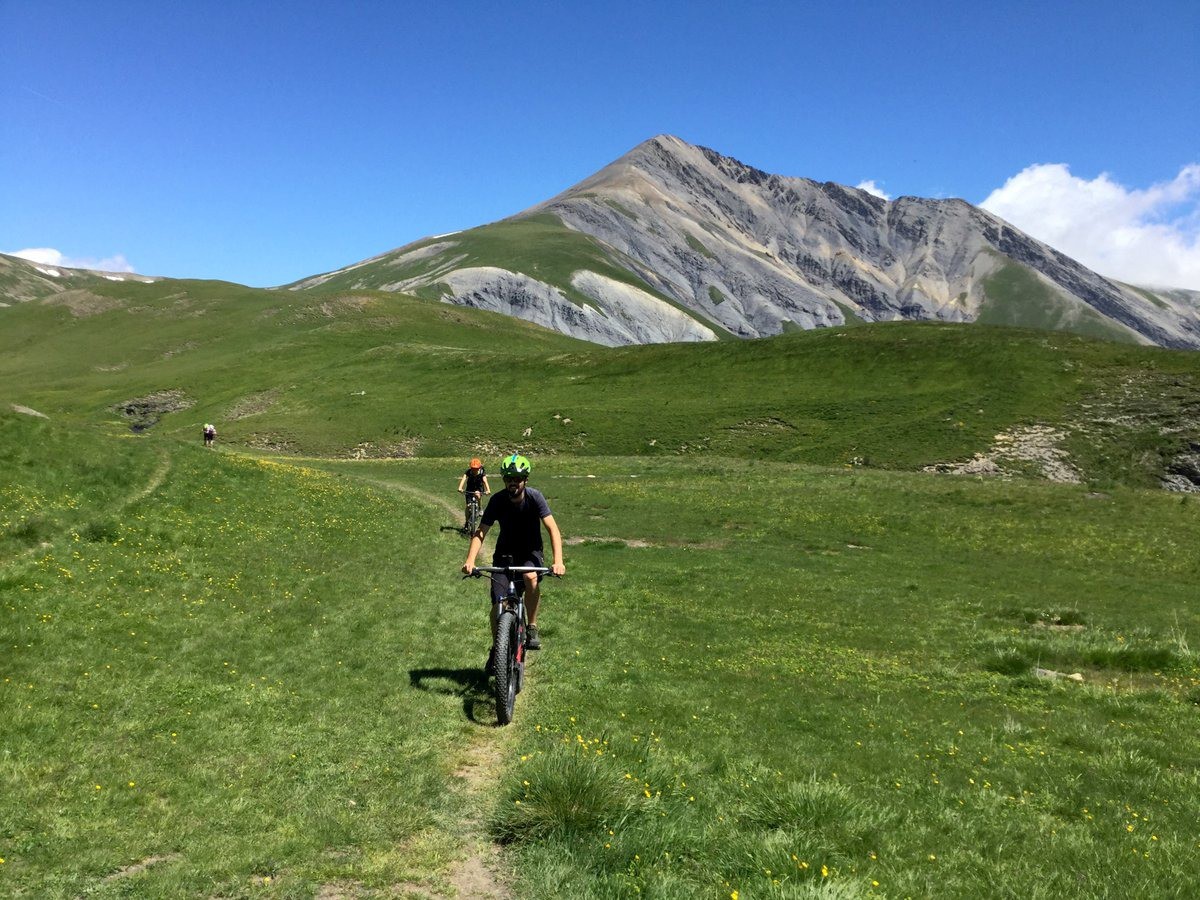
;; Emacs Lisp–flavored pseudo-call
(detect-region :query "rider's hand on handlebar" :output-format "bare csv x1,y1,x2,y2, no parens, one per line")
461,562,475,576
551,561,566,577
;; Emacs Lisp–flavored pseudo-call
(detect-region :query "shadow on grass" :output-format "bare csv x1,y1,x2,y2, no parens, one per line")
409,667,495,725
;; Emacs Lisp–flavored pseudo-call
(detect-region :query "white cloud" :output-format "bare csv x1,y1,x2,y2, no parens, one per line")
8,247,136,273
855,180,891,200
980,164,1200,290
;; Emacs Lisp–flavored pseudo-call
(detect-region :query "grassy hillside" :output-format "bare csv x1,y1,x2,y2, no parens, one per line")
288,214,731,337
2,416,1198,896
291,215,648,304
979,260,1141,345
2,275,1198,489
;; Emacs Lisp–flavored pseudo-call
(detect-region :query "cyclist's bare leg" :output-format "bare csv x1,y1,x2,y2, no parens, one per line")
523,571,540,626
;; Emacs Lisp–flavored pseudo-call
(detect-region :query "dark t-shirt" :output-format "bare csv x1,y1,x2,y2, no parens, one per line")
463,467,486,493
481,487,552,557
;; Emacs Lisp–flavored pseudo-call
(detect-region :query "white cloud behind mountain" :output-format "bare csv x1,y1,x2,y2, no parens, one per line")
855,180,891,200
7,247,135,273
981,163,1200,290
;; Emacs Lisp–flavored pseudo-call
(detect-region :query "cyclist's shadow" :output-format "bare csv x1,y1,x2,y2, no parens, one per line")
409,667,493,725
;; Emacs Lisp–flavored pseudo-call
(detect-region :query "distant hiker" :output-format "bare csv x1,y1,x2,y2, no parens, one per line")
457,457,491,527
463,454,565,658
203,423,216,447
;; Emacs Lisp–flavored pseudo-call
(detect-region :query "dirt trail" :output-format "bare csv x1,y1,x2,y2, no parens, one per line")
274,461,513,899
349,473,464,523
128,448,172,505
441,736,514,899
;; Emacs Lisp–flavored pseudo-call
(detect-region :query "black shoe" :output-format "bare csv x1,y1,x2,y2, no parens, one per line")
484,647,496,675
525,625,541,651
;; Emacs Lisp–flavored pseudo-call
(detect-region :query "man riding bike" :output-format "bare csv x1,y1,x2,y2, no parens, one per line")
462,454,565,660
456,457,491,530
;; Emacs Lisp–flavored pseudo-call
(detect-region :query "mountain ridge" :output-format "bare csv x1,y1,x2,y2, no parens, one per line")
286,134,1200,348
5,136,1200,349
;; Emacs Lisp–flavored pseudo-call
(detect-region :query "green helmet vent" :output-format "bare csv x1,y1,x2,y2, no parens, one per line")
500,454,531,477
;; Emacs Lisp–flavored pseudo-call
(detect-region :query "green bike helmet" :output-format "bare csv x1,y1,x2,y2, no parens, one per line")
500,453,531,478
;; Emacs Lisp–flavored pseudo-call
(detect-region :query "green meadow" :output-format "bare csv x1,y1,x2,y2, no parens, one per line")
2,276,1198,488
3,272,1200,896
2,408,1198,897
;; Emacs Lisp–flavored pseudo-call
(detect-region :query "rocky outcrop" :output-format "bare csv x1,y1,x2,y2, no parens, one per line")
1163,443,1200,492
442,267,715,346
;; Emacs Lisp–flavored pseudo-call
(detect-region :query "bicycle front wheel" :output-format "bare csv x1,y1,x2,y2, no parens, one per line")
467,499,481,534
492,611,519,725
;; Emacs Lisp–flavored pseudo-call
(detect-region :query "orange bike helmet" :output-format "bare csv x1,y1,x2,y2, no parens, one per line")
470,458,482,470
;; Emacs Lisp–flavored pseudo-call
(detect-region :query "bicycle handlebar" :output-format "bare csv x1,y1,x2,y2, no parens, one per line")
462,566,560,579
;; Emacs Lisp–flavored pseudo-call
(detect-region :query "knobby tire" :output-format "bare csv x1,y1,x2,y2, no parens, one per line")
493,611,519,725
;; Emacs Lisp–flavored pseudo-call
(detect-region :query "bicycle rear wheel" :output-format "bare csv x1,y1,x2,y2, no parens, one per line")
492,611,519,725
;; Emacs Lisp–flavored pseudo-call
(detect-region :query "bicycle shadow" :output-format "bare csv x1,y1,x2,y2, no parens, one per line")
409,667,494,725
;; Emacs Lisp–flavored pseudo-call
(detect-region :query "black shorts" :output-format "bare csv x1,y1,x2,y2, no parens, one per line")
489,551,544,603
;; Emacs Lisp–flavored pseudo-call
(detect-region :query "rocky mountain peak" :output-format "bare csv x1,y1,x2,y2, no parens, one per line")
287,137,1200,349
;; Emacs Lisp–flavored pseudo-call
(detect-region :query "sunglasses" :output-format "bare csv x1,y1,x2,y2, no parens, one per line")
503,475,528,483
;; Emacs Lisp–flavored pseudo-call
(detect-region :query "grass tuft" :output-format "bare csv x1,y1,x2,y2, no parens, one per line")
81,518,121,543
491,749,639,845
1012,607,1088,627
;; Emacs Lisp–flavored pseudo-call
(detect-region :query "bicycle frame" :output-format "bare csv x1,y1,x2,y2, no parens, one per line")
463,492,483,534
465,565,554,724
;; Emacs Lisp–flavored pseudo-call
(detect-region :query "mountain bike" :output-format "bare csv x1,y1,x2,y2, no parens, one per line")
463,492,482,535
463,565,557,725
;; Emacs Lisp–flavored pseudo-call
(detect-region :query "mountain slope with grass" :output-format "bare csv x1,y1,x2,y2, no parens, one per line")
1,256,1198,490
286,136,1200,349
0,252,157,306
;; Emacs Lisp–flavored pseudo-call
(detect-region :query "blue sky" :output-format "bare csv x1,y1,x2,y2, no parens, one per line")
3,0,1199,287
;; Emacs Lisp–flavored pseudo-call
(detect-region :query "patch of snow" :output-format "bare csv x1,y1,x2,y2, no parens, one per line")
35,266,62,278
104,275,126,281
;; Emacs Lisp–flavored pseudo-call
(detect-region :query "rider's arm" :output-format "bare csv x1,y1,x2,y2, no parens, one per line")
462,522,490,574
541,514,565,576
482,475,491,494
456,474,467,493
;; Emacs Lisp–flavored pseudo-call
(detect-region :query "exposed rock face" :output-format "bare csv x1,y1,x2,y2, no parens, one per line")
1163,443,1200,492
287,136,1200,348
923,425,1082,483
441,267,716,346
531,136,1200,348
112,390,194,431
